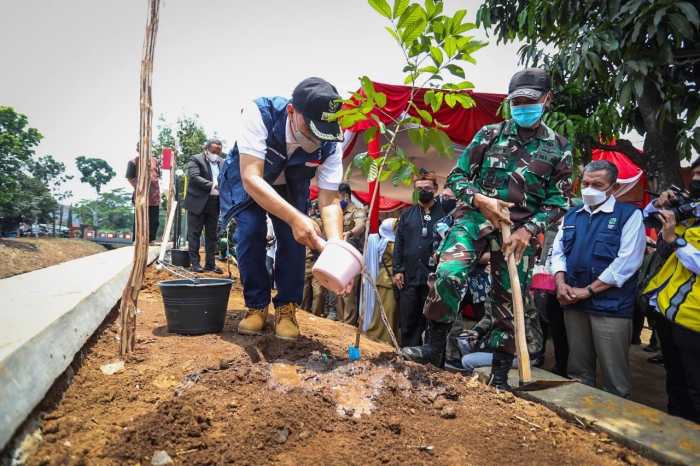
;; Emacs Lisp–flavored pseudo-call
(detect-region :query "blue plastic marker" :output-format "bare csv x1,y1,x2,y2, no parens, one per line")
348,345,361,361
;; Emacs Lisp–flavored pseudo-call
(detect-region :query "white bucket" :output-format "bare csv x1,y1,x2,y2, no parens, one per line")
312,239,363,294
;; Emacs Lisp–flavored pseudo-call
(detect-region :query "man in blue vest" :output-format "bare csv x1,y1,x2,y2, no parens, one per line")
219,77,345,341
550,160,646,397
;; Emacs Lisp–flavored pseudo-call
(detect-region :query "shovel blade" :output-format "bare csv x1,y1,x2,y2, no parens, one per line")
514,379,575,392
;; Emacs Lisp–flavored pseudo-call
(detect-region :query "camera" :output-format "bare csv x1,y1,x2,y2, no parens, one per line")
646,185,700,229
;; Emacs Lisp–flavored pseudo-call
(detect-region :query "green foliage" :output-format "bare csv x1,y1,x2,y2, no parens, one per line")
32,154,73,200
152,114,209,168
75,188,133,230
338,0,484,188
0,107,68,231
75,156,116,194
0,106,42,208
476,0,700,185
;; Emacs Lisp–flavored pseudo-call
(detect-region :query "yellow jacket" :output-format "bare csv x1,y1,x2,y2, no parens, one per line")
644,223,700,333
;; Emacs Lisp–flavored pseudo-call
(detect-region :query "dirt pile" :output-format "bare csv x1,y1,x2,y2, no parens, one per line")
19,265,653,465
0,238,105,278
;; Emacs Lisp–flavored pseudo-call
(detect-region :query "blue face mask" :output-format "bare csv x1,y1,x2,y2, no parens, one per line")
510,103,545,128
340,199,348,210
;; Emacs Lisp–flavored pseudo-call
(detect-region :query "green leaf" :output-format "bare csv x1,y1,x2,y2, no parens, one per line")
367,158,379,182
677,2,700,27
416,107,433,123
352,152,369,169
401,16,427,44
451,9,467,31
454,93,475,109
444,36,457,58
425,0,436,18
446,64,465,78
385,26,401,43
375,92,387,108
392,0,409,19
455,80,475,89
430,46,444,66
633,78,644,98
417,65,439,74
432,91,444,113
363,126,378,144
407,127,424,147
444,93,457,108
653,6,668,27
397,3,419,28
668,13,694,38
368,0,392,19
423,90,435,108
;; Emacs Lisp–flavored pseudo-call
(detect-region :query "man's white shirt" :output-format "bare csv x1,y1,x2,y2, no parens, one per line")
550,196,646,287
236,101,344,190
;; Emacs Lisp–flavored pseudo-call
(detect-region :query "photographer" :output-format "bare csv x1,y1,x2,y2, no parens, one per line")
643,159,700,423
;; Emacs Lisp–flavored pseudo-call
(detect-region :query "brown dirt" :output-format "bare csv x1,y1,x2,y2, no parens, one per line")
23,264,653,465
0,238,106,279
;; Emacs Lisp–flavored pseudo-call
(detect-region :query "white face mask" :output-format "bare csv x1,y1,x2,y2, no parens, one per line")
291,113,321,153
581,186,608,207
206,151,219,162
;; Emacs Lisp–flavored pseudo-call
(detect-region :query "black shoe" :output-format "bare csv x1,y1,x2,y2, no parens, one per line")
401,321,451,369
647,354,664,364
204,266,223,274
488,351,514,390
191,265,204,273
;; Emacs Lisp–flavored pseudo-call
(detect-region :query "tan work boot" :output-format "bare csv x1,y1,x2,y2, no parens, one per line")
238,307,268,335
274,303,300,340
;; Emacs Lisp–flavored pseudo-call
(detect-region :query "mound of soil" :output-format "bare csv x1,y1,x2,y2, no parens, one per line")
0,238,105,279
20,265,651,465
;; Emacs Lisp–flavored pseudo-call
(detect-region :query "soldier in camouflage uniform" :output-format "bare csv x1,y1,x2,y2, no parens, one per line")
402,69,572,389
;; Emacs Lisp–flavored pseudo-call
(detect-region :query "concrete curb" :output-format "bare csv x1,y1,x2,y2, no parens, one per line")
474,366,700,465
0,246,158,449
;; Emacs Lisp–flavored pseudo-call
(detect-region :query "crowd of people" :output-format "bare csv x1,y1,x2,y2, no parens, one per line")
131,71,699,424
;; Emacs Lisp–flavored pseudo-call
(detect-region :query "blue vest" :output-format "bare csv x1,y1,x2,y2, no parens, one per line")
561,200,639,317
219,96,337,224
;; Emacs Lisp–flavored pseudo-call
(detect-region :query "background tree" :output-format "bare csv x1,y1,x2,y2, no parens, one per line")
477,0,700,189
75,188,134,232
75,156,116,194
0,106,42,211
152,114,209,169
0,107,67,234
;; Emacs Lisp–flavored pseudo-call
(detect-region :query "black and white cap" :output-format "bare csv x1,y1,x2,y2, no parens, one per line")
292,77,344,142
507,68,551,100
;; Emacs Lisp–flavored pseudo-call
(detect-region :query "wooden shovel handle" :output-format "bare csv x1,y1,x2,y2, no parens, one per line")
500,220,532,384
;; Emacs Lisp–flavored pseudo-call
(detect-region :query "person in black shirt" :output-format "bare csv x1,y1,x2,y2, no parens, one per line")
393,171,446,347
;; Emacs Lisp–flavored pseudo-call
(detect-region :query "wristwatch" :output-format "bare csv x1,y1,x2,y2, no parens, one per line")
523,222,539,237
586,285,595,298
674,237,688,249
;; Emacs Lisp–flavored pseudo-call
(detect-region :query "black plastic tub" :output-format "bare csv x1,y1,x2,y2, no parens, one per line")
169,249,190,267
159,278,233,335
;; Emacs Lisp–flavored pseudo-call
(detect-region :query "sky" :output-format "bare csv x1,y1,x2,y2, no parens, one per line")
0,0,529,202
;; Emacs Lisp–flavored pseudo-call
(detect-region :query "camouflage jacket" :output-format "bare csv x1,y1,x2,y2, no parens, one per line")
447,120,572,235
343,203,367,252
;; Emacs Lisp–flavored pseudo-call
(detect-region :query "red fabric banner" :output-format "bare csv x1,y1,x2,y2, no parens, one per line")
344,81,506,146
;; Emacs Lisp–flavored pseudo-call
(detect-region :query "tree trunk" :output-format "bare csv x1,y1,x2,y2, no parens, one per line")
118,0,160,357
638,79,682,191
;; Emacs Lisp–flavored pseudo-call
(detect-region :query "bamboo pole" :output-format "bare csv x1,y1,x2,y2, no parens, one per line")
118,0,160,357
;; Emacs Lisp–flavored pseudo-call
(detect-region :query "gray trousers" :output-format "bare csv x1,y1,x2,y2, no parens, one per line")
563,309,632,398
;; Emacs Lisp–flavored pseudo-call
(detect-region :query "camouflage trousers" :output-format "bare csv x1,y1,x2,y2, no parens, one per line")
423,210,535,356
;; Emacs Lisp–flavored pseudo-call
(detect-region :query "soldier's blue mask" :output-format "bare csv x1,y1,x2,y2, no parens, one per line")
511,103,544,128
